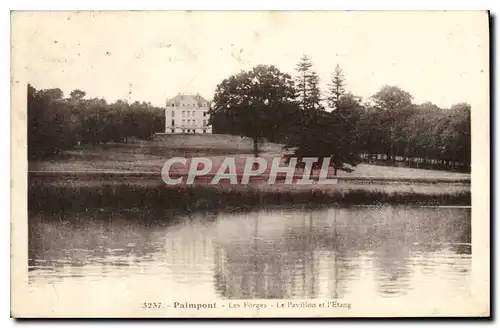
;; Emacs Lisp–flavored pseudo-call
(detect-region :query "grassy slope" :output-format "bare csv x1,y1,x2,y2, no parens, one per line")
29,134,470,180
28,134,282,172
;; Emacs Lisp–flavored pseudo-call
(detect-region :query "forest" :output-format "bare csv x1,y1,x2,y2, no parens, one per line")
27,85,165,159
209,55,471,173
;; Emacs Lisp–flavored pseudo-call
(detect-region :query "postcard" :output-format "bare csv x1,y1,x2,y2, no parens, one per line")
11,10,490,318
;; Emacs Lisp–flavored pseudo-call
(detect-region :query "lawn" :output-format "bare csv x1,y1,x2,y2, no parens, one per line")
29,134,471,181
28,134,282,172
28,134,471,208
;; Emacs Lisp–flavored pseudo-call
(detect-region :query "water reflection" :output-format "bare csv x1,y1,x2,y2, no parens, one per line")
28,206,471,301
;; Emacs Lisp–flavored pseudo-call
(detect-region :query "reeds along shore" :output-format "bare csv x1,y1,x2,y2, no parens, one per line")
28,178,471,214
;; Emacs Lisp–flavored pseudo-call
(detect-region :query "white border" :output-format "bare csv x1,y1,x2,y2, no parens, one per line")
3,1,496,327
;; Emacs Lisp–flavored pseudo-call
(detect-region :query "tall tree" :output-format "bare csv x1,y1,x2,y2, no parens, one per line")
370,85,414,161
327,64,346,110
371,85,413,111
295,55,312,110
286,93,363,176
295,55,323,111
209,65,299,155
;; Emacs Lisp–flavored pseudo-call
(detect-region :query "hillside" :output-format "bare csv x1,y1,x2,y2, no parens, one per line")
29,134,470,180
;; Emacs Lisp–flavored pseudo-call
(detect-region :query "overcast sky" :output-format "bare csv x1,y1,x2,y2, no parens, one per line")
13,11,488,109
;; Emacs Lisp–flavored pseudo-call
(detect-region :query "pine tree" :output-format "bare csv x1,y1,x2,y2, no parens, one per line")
295,55,312,110
327,64,346,110
295,55,323,111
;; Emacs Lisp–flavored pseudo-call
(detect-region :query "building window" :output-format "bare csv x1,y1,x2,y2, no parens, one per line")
171,119,175,127
187,119,191,125
203,120,206,127
203,129,206,134
172,110,174,117
171,128,174,133
203,112,207,117
171,103,175,107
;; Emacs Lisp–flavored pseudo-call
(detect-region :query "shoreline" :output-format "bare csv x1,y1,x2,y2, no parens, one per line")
28,176,471,213
28,170,471,185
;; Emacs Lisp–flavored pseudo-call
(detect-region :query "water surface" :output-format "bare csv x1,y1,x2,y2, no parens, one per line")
28,205,471,310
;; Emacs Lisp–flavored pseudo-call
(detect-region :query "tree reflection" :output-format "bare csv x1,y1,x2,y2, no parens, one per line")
28,209,174,272
29,205,472,299
212,208,362,299
373,245,412,297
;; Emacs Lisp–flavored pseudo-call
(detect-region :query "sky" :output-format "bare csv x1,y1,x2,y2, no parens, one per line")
12,11,489,109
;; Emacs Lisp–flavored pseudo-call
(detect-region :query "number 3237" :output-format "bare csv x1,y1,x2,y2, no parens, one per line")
143,302,162,309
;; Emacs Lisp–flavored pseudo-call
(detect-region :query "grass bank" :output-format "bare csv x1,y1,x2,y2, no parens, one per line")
28,179,471,214
28,134,284,172
29,134,471,180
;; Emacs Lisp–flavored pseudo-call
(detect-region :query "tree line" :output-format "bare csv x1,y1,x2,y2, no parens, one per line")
27,54,471,173
28,84,164,159
209,55,471,173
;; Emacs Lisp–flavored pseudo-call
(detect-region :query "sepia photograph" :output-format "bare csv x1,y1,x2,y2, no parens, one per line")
10,10,490,318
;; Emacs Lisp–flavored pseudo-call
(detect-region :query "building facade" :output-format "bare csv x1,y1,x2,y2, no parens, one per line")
164,94,212,134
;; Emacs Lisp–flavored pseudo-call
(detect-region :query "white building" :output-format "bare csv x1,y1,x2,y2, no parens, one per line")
164,93,212,134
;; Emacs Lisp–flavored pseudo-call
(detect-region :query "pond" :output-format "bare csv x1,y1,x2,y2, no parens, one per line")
27,205,471,314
